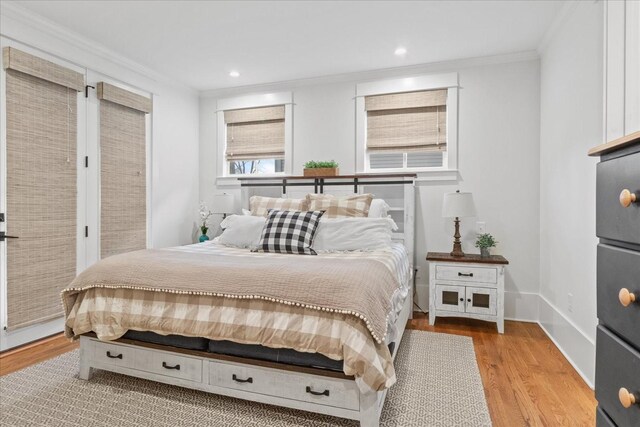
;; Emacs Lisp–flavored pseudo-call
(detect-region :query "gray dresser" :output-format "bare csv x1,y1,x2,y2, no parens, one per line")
590,132,640,427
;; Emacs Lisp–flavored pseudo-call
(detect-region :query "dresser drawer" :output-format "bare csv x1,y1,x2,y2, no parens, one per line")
435,265,497,284
93,341,135,368
595,326,640,427
598,245,640,347
134,348,203,382
596,151,640,245
597,406,617,427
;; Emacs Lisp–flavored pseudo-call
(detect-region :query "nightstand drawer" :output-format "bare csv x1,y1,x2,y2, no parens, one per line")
435,265,498,284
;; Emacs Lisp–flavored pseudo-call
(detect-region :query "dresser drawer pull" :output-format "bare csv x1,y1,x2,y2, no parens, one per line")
106,351,123,359
232,374,253,384
619,387,638,408
162,362,180,370
306,386,330,397
458,272,473,277
619,288,637,307
619,189,638,208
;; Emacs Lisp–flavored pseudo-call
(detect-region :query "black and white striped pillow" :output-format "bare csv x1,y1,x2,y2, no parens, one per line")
255,209,324,255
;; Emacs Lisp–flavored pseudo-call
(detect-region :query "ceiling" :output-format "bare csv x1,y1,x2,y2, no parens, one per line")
12,1,563,91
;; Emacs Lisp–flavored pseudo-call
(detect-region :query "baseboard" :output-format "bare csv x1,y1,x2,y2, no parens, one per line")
538,295,595,389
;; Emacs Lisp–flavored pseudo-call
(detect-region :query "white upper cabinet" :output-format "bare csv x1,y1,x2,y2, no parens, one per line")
625,0,640,135
606,0,640,140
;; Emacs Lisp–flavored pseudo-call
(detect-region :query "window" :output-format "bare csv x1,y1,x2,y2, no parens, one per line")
217,92,293,177
225,105,285,175
366,89,447,169
356,73,458,174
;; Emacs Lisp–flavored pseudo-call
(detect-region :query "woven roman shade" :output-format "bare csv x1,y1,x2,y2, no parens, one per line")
97,82,152,113
224,106,285,161
2,47,84,92
99,84,149,259
365,89,447,152
4,48,82,330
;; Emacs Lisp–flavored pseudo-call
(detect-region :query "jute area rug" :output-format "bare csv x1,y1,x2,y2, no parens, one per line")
0,330,491,426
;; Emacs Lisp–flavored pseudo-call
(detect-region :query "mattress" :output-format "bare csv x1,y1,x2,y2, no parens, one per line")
121,330,396,372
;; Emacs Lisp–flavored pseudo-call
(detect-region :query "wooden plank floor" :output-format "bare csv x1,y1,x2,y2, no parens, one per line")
0,315,596,426
408,313,596,427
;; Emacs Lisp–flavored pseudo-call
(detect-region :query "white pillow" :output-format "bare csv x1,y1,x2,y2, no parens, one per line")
368,199,390,218
312,217,398,253
215,215,265,249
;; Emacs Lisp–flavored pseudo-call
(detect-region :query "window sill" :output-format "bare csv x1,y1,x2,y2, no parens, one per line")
216,173,287,187
364,168,459,182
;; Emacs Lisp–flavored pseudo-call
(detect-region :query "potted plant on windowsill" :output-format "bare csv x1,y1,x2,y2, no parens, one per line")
303,160,339,177
475,233,497,258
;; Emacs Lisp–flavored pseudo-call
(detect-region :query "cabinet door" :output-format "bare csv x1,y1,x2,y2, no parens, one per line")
435,284,466,313
465,287,497,316
626,0,640,134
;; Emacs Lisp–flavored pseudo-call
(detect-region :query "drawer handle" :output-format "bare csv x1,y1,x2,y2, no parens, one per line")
619,189,638,208
306,386,330,397
619,288,637,307
232,374,253,384
106,351,122,359
458,272,473,277
619,387,637,408
162,362,180,370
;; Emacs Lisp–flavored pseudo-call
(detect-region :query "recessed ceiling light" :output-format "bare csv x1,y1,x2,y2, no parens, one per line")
229,70,240,77
394,47,407,56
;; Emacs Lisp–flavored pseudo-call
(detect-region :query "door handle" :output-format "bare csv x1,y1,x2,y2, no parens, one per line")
0,232,19,242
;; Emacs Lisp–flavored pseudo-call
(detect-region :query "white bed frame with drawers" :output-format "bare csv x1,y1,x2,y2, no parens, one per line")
78,175,415,427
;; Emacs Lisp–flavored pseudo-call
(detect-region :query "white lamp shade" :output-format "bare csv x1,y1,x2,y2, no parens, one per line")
212,194,235,214
442,191,476,218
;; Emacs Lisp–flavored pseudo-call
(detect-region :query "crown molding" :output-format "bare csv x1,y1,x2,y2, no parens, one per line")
200,50,539,99
537,0,582,54
0,1,197,95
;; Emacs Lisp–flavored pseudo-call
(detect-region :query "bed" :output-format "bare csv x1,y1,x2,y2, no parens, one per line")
64,175,415,427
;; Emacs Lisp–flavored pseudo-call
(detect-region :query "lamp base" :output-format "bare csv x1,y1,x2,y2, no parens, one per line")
450,217,465,257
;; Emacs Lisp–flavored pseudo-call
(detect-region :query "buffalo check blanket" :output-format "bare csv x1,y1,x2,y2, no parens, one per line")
63,243,410,391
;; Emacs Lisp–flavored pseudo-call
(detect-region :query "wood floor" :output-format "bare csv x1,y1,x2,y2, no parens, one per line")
0,315,596,426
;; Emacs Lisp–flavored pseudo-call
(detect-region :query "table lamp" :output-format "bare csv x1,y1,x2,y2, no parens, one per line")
442,190,476,257
212,193,235,219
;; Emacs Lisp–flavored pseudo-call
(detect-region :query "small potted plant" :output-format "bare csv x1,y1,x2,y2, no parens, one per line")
198,201,213,242
475,233,497,258
303,160,339,177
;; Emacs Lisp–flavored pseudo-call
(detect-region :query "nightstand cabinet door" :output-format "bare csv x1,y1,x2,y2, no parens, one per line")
465,287,497,316
435,284,466,313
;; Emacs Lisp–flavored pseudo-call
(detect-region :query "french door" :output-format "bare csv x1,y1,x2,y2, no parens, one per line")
0,39,87,350
0,44,152,351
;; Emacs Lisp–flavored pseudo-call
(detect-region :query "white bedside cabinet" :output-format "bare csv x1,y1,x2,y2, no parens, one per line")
426,252,509,334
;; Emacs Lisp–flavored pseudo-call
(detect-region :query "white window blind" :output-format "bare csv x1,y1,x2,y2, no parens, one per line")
224,105,285,161
365,89,447,153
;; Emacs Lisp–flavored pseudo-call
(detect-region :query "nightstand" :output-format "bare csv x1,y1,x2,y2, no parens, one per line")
426,252,509,333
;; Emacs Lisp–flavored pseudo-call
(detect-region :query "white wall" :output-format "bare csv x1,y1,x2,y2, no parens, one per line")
0,4,200,249
539,1,603,386
200,55,541,322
